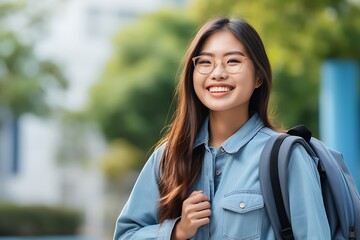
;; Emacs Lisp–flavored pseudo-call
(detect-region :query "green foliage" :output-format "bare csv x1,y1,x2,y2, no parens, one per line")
87,11,197,154
0,1,68,117
100,139,143,182
0,203,83,236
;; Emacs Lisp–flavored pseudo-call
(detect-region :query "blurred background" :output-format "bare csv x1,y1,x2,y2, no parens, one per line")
0,0,359,239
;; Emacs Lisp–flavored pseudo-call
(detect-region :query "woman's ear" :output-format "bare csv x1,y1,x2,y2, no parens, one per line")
255,76,263,88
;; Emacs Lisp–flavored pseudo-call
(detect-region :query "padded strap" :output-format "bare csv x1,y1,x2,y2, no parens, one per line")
261,134,317,240
270,134,294,240
287,125,312,143
259,134,284,240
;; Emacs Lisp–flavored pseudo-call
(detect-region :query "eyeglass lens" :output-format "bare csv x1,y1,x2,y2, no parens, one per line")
193,55,246,74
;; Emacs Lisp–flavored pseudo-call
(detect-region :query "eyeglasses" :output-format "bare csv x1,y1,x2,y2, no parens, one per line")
192,54,248,75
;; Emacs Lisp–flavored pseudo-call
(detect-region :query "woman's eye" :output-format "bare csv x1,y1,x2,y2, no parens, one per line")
227,59,241,64
198,60,211,65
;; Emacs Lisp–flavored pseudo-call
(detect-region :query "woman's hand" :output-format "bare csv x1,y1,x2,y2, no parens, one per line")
171,190,211,240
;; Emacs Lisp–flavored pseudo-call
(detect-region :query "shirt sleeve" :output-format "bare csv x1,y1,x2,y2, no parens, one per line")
113,144,178,240
288,145,331,240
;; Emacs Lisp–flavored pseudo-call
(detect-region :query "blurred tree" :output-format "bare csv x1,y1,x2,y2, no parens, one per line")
0,0,67,117
100,139,142,182
190,0,360,135
87,11,197,160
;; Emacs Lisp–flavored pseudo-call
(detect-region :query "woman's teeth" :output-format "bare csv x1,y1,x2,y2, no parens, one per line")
208,86,232,93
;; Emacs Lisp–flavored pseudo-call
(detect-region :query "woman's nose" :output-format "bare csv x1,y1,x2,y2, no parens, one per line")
210,62,228,80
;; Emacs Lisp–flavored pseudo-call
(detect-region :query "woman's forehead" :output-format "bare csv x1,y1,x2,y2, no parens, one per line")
199,30,247,56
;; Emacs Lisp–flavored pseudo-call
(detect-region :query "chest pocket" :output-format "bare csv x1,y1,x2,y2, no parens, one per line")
222,191,264,240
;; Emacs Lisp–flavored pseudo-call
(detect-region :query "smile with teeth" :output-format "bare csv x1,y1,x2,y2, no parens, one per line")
208,86,233,93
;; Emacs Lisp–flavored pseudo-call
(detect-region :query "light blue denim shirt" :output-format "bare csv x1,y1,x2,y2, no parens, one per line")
114,113,330,240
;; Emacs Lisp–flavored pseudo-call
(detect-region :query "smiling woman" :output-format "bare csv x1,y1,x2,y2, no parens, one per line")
192,30,260,120
113,17,331,240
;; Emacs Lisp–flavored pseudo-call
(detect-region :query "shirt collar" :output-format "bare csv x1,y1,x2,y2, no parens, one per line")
194,115,210,149
194,113,264,153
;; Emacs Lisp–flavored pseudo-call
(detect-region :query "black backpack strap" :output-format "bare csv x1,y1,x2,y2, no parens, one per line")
270,134,294,240
259,134,285,240
270,126,312,239
287,125,312,143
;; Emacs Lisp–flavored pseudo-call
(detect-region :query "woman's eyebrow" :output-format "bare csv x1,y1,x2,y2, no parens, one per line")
198,51,246,56
224,51,246,56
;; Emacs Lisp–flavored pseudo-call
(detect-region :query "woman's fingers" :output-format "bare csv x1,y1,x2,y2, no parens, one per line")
184,199,210,214
173,190,211,239
185,191,209,204
191,215,210,227
189,208,211,220
182,191,211,224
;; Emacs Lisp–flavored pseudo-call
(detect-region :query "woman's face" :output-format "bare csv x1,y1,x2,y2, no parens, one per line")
193,30,260,115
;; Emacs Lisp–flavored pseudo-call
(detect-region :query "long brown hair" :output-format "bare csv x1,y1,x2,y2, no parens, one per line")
157,17,274,223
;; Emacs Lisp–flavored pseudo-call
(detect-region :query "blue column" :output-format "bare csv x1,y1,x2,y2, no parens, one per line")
320,60,360,190
11,116,19,174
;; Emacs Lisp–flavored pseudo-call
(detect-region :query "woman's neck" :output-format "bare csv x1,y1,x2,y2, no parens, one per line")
208,110,249,148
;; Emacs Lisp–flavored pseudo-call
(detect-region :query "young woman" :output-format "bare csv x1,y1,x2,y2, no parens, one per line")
113,17,330,240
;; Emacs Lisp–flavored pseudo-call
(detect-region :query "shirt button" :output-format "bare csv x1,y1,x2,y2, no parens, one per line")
239,202,246,209
220,147,225,153
215,170,221,176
